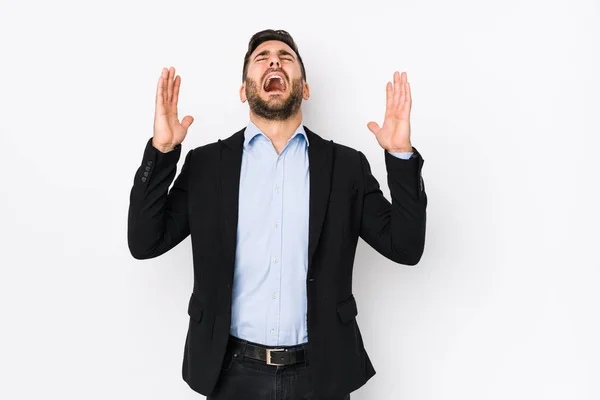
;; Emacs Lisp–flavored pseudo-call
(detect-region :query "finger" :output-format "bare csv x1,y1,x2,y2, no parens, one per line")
162,67,169,105
167,66,175,103
156,68,167,110
367,121,380,135
385,81,393,113
156,74,163,107
181,115,194,130
402,72,411,107
173,75,181,105
399,72,406,106
393,71,401,106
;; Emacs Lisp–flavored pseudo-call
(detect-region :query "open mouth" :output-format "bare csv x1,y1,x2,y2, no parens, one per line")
263,74,287,93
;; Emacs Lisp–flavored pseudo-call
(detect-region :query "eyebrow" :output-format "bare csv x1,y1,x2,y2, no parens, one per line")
253,49,296,61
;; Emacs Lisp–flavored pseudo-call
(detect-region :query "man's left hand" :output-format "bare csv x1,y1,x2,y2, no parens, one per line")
367,71,413,153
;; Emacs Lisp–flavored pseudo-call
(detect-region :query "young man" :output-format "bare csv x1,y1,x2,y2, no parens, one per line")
128,29,427,399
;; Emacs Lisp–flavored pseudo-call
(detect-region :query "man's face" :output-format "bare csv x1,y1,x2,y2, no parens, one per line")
240,40,310,121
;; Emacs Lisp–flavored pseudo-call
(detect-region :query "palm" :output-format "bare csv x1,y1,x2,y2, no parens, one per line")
367,71,412,152
153,67,194,150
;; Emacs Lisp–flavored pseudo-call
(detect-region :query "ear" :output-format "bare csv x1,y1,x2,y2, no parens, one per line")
302,82,310,100
239,83,247,103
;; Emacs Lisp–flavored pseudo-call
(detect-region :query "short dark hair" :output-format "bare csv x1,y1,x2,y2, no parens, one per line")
242,29,307,83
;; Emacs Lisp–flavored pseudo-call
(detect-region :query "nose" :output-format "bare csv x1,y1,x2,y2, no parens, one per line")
268,54,281,68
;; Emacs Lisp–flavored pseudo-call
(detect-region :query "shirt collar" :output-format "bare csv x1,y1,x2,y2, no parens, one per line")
243,120,309,149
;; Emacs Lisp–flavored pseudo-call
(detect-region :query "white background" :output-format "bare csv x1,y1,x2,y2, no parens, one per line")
1,0,599,399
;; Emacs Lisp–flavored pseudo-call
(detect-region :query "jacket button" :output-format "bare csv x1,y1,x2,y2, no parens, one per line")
142,177,147,182
145,166,151,171
143,171,149,177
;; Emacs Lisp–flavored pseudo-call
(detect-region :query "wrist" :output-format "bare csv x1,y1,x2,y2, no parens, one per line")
387,145,413,153
152,140,176,153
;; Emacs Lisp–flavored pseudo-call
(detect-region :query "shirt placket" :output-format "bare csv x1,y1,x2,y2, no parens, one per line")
267,151,285,345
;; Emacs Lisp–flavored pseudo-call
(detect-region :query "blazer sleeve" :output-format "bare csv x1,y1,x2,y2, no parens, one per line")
127,138,193,260
358,147,427,265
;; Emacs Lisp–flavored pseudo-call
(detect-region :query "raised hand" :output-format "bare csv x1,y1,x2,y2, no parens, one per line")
152,66,194,153
367,71,413,153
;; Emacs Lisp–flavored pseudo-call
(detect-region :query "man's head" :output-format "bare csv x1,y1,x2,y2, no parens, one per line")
239,29,310,121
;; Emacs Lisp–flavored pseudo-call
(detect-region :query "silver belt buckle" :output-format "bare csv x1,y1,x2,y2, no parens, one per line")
266,348,286,366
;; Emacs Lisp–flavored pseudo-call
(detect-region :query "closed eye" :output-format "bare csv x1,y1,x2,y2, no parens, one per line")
253,49,297,62
256,57,293,62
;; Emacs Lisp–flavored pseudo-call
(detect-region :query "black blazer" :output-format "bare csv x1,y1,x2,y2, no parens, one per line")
127,126,427,398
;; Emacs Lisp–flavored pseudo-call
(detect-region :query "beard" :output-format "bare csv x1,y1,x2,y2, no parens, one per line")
245,76,304,121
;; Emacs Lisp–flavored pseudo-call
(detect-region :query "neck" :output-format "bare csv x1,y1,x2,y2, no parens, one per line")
249,110,303,144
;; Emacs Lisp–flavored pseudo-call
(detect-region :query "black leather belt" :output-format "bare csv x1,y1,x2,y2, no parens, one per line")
228,335,308,366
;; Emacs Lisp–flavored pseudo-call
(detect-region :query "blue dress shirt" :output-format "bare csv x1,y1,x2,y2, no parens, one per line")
229,121,413,346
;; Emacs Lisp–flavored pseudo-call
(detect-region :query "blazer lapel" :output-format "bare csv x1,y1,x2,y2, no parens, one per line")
219,128,245,282
218,126,333,280
304,127,333,274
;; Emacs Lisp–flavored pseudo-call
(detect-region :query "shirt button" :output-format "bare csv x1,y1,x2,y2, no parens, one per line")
273,257,278,263
274,223,279,228
271,329,276,335
275,188,280,193
272,293,277,299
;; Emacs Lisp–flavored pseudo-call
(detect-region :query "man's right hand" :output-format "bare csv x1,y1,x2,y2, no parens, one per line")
152,66,194,153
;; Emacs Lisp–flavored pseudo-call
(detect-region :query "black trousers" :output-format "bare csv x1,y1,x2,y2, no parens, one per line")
207,337,351,400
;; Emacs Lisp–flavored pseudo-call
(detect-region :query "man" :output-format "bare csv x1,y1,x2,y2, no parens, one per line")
128,29,427,399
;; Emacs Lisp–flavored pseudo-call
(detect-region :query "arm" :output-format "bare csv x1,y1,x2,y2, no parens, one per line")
362,70,426,265
359,148,426,265
127,139,193,259
127,66,195,259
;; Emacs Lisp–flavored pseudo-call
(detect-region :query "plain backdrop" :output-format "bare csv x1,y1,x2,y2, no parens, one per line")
1,0,598,399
